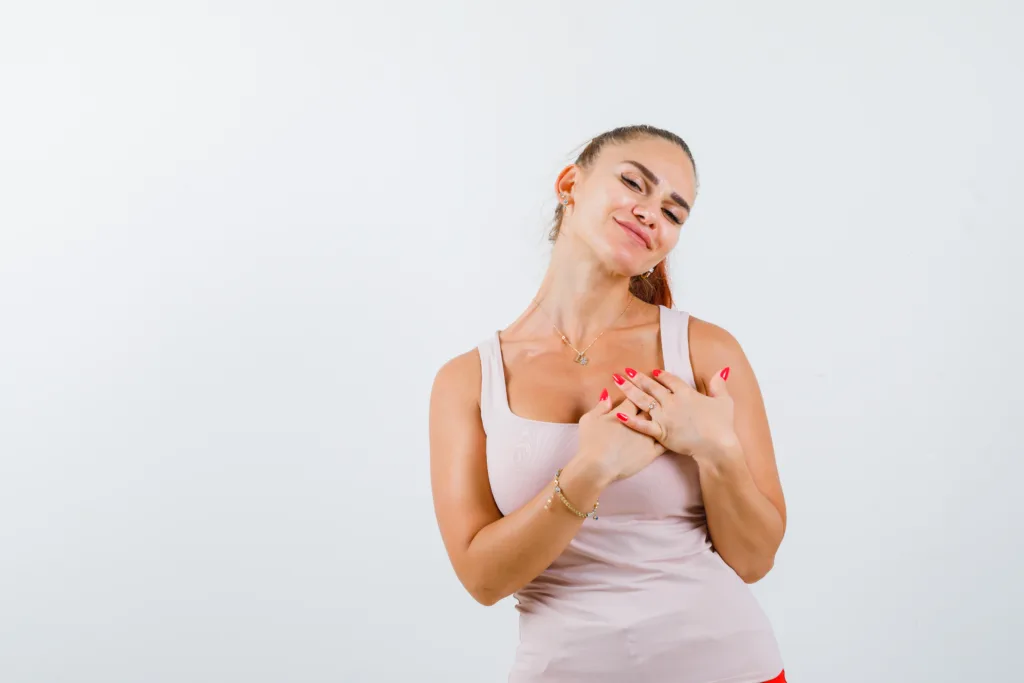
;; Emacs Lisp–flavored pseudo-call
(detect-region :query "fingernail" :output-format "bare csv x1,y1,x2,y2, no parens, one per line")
612,373,625,385
652,369,662,378
625,368,637,378
720,367,730,380
599,388,609,402
616,413,629,422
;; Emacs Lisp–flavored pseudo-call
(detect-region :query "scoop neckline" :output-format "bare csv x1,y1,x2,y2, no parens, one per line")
492,304,670,428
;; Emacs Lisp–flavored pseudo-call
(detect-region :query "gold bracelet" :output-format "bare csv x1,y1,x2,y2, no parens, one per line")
543,468,599,520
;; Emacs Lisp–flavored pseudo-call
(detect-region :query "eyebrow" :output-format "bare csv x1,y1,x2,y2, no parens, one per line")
623,160,691,213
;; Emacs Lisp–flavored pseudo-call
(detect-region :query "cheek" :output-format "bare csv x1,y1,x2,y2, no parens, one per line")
578,186,625,224
604,185,635,211
660,228,682,252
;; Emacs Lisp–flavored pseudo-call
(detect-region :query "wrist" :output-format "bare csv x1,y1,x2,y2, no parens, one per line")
692,434,744,472
564,451,616,493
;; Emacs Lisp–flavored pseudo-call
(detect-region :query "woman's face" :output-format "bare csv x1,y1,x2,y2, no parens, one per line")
558,136,697,277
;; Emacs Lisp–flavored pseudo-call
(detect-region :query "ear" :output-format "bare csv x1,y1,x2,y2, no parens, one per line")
554,164,580,199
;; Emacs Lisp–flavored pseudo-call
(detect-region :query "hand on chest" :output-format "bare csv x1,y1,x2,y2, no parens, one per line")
505,347,666,425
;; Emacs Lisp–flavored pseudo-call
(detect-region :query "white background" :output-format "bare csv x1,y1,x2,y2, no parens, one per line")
2,2,1022,681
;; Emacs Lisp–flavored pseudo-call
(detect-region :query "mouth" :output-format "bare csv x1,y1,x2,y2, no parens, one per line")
614,218,652,249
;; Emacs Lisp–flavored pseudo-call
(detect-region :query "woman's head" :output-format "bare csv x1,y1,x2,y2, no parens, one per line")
549,125,698,308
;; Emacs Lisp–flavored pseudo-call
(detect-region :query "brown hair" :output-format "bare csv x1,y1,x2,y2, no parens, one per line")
548,124,698,309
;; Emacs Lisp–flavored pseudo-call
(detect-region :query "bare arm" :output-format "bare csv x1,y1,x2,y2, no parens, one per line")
428,351,610,606
690,318,787,583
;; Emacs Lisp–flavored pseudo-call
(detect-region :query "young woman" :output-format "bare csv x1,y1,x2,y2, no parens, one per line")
429,125,787,683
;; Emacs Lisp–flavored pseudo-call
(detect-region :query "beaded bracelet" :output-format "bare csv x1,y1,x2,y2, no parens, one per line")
543,468,599,520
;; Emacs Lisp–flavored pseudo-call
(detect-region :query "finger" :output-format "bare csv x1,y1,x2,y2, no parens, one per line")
587,387,614,416
613,397,638,415
614,411,665,441
624,368,673,403
613,372,661,414
650,368,695,395
707,366,732,400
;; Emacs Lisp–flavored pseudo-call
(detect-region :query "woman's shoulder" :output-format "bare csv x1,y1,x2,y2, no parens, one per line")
430,345,484,410
682,313,749,393
686,314,740,349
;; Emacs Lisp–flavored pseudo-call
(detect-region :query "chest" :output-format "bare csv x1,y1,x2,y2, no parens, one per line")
503,334,664,425
485,420,704,521
486,316,705,521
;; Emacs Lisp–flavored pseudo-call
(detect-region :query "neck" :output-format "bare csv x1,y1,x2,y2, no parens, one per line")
531,240,637,346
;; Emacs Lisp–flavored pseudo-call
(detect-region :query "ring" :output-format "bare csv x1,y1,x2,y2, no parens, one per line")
647,401,657,412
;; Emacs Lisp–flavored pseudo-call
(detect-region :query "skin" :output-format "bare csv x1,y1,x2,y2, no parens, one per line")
429,136,786,606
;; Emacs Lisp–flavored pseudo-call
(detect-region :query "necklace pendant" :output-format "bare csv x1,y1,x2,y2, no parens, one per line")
574,353,589,366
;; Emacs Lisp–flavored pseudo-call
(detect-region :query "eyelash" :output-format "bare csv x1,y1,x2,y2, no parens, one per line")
621,175,683,225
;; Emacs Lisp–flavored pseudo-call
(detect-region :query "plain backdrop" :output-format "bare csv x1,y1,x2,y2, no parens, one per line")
1,2,1022,682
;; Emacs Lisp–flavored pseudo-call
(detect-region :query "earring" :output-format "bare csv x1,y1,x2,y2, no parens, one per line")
559,193,569,206
642,266,655,278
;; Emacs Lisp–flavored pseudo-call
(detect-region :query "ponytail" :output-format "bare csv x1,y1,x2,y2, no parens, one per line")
629,260,672,308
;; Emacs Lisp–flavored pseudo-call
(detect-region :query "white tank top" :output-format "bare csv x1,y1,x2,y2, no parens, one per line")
477,305,785,683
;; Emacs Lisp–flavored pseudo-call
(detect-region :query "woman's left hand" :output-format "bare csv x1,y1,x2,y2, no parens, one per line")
612,367,740,463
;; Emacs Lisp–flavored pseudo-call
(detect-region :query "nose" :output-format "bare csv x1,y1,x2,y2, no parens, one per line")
633,203,657,228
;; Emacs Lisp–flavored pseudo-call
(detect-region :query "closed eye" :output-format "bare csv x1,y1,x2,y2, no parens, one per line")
623,174,683,225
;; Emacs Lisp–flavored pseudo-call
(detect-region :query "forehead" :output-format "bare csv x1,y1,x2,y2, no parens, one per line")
595,136,697,201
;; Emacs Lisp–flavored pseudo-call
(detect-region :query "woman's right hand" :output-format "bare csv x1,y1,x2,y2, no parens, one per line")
575,388,666,483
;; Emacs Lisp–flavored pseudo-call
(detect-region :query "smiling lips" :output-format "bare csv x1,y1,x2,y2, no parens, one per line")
614,218,651,249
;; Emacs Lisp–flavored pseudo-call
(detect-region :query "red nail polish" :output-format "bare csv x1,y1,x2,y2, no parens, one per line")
625,367,637,378
720,367,730,380
612,374,625,385
616,413,629,422
652,369,662,378
599,388,609,402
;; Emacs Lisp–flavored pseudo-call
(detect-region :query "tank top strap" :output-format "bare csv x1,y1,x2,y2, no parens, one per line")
476,332,508,431
659,305,696,390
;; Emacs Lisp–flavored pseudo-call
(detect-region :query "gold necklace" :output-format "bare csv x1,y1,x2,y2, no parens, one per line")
531,294,634,366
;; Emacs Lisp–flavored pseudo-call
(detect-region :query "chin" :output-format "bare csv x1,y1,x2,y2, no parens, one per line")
601,247,647,278
595,226,648,275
